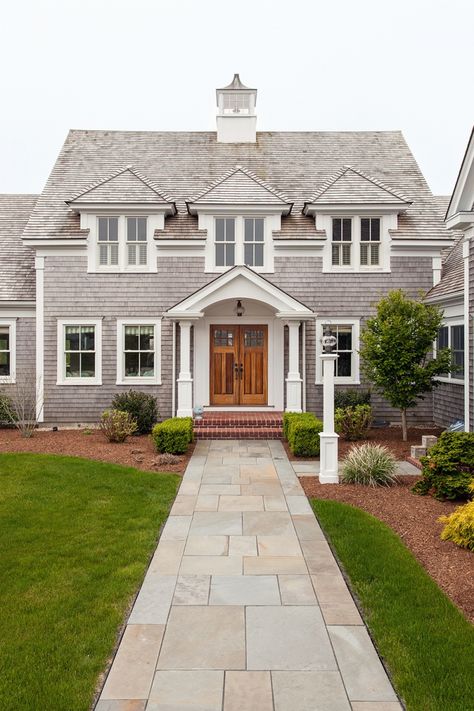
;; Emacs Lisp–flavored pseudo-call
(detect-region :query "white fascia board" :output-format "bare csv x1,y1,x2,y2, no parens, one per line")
163,311,204,320
68,202,176,215
273,239,325,250
447,129,474,219
304,203,409,216
22,238,88,248
187,203,292,216
445,212,474,231
424,290,464,305
276,312,315,320
390,239,454,257
154,238,206,246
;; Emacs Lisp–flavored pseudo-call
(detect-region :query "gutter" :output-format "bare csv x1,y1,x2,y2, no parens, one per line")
463,239,470,431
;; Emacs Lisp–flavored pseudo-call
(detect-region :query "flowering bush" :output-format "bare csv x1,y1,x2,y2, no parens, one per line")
100,409,138,443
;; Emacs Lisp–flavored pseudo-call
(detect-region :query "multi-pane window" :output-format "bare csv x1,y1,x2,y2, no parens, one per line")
126,217,147,266
360,218,381,266
333,325,354,377
124,325,155,378
437,324,464,379
244,218,264,267
331,218,352,266
0,326,11,377
215,218,236,267
223,93,250,113
98,217,119,266
64,325,96,378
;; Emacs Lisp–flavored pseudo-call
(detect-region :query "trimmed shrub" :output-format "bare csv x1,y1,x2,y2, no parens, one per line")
412,431,474,501
283,411,315,440
0,392,14,424
335,404,372,441
152,417,193,454
439,495,474,551
334,389,371,409
288,414,323,457
100,409,138,443
341,443,397,487
111,390,158,434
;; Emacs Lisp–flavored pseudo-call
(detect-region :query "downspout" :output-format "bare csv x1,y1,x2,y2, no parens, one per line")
171,321,176,418
302,321,306,412
463,238,470,431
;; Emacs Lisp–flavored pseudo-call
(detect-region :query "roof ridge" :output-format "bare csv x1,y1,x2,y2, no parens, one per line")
308,165,411,204
188,165,290,204
67,165,174,204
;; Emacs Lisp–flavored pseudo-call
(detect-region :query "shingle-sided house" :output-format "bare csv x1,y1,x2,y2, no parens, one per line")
0,76,456,431
428,126,474,431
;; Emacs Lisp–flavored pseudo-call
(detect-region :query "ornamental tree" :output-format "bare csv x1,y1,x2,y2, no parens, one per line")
359,290,452,441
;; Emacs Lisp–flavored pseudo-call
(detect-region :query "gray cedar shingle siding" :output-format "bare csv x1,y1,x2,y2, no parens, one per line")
433,381,464,428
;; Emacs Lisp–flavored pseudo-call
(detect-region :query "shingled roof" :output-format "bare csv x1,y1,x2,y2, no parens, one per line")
22,130,449,243
426,196,464,300
0,194,37,301
67,165,175,208
306,165,411,205
187,165,291,208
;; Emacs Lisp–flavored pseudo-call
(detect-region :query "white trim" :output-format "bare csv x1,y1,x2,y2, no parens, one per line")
35,257,44,421
0,304,36,317
56,318,103,385
0,318,17,384
315,318,360,385
434,317,465,385
464,238,470,431
446,128,474,221
116,318,162,385
317,215,392,273
200,214,278,273
305,203,407,215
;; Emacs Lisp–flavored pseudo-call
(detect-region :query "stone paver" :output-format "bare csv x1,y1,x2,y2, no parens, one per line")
98,439,400,710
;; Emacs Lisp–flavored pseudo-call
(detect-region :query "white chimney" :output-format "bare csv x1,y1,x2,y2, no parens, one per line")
216,74,257,143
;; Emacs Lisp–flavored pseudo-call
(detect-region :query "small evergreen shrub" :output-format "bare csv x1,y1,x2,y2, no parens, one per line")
111,390,158,434
341,443,397,487
412,431,474,501
152,417,193,454
334,389,371,409
287,414,323,457
283,411,316,440
100,409,138,443
335,404,372,441
439,484,474,550
0,392,14,424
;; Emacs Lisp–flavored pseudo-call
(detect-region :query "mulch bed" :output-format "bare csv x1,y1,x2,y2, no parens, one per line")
301,474,474,624
284,425,443,461
0,428,193,474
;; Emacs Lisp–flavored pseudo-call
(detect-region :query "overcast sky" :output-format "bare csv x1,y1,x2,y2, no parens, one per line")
1,0,473,196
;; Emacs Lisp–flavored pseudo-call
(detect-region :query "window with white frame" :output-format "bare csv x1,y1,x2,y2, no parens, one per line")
244,218,264,267
331,218,352,266
98,217,119,266
223,93,250,114
57,319,102,385
0,320,16,383
94,216,152,272
437,324,464,380
126,217,147,266
215,218,236,267
316,319,360,384
360,218,381,266
116,319,161,384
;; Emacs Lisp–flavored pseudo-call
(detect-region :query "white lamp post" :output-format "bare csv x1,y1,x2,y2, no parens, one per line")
319,326,340,484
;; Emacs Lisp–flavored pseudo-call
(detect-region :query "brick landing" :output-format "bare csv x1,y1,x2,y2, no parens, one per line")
194,411,283,440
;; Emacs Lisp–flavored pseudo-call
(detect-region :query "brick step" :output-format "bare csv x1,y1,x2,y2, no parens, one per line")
194,426,283,440
194,413,283,428
194,419,283,428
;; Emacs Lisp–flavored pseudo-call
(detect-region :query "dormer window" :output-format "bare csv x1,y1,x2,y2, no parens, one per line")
215,218,236,267
92,216,153,272
360,218,381,266
98,217,119,266
126,217,147,266
212,216,268,271
244,218,264,267
331,218,352,266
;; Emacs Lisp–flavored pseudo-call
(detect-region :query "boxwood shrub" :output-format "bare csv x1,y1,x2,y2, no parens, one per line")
412,431,474,501
286,412,323,457
152,417,193,454
282,411,315,440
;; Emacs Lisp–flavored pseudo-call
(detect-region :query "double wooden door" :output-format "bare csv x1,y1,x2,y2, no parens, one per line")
210,324,268,406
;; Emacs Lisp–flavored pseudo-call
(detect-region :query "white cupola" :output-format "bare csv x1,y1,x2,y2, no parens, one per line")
216,74,257,144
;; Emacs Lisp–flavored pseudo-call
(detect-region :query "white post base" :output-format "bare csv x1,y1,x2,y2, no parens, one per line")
285,375,302,413
177,378,193,418
319,431,339,484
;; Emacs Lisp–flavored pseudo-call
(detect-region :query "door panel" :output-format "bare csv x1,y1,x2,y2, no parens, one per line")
210,326,239,405
239,326,268,406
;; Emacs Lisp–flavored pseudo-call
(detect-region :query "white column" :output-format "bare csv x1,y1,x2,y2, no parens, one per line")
319,353,339,484
35,256,45,422
177,320,193,417
285,320,302,412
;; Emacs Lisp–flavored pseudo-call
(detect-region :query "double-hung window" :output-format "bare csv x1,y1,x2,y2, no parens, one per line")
244,218,264,267
331,218,352,266
126,217,147,266
360,218,381,266
98,217,119,266
117,319,161,384
437,324,464,380
316,319,360,384
0,321,15,382
215,218,236,267
57,319,102,385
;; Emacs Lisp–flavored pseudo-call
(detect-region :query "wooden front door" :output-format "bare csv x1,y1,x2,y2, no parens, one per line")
210,325,268,406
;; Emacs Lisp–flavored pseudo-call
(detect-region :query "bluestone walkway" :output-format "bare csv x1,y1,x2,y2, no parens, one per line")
97,440,402,711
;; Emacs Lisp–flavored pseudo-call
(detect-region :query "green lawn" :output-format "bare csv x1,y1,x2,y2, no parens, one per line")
312,499,474,711
0,452,179,711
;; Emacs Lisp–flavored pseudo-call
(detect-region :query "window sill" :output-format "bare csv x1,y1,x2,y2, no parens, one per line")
87,267,157,274
435,377,464,385
322,267,390,274
205,265,273,275
0,376,15,385
116,378,162,386
316,379,361,386
57,379,102,386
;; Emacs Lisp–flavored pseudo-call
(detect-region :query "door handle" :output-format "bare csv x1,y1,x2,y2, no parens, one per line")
239,363,243,380
234,362,240,379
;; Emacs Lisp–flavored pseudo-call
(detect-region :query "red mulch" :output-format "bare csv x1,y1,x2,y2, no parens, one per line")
0,427,193,474
284,426,443,461
301,475,474,624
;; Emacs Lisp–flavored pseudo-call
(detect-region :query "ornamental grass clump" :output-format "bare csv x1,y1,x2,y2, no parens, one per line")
341,443,397,487
100,409,138,443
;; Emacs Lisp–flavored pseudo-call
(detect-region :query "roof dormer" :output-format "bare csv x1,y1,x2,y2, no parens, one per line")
216,74,257,144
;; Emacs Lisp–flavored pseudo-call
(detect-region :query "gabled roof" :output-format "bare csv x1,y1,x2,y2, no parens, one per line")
425,196,464,301
187,165,292,211
446,125,474,229
0,194,38,301
66,165,176,208
306,165,412,206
